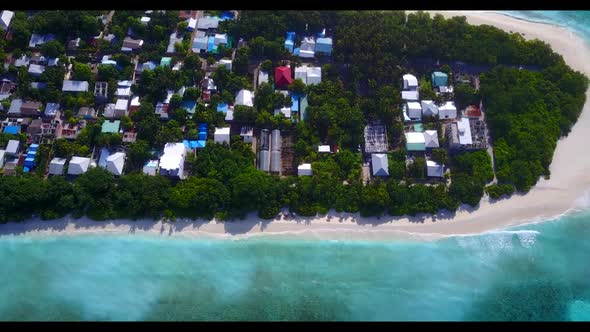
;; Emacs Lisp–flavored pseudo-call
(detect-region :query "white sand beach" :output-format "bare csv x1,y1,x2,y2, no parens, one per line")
2,11,590,241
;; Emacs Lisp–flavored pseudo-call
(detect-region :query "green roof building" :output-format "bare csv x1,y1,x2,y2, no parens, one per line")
102,120,121,133
160,57,172,67
431,71,448,87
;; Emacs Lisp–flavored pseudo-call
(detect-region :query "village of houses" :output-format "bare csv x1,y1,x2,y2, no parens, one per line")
0,10,489,186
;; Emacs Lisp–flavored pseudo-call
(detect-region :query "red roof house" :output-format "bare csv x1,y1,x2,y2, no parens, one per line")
275,66,293,89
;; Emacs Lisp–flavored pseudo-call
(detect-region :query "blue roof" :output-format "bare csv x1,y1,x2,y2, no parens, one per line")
217,103,228,113
198,123,208,129
286,32,295,42
183,140,190,149
29,144,39,150
23,167,30,173
3,126,19,135
45,103,59,116
207,36,216,52
220,11,235,20
196,140,206,149
294,48,300,56
291,95,300,112
181,100,197,114
189,141,199,149
198,132,207,140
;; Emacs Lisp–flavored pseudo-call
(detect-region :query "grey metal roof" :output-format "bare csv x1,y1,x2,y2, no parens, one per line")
62,80,89,92
372,153,389,177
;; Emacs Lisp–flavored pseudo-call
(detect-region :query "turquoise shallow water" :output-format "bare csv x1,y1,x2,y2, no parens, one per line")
1,208,590,321
1,11,590,321
499,11,590,42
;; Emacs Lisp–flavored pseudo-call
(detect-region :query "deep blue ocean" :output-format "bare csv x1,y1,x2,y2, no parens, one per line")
1,11,590,321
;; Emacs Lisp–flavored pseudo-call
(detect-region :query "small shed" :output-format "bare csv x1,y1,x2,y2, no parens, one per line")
297,163,313,176
48,157,67,175
427,160,444,178
432,71,448,88
143,160,159,176
406,102,422,119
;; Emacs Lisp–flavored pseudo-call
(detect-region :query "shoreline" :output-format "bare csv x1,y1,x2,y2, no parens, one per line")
2,11,590,241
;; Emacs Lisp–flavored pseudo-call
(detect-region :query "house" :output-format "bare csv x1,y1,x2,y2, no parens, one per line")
62,80,89,93
159,142,187,179
405,102,422,119
432,71,448,88
446,117,472,150
285,32,295,53
372,153,389,177
155,103,169,120
405,132,426,151
299,37,316,58
218,59,232,71
426,160,444,178
214,127,230,145
67,37,81,51
235,89,254,107
43,103,60,118
28,64,45,77
129,96,141,113
61,121,85,139
7,99,23,116
197,16,220,30
122,131,137,143
27,119,43,136
143,160,159,176
121,37,144,51
421,100,439,117
77,107,96,119
438,101,457,119
182,100,197,115
240,126,253,143
214,33,228,46
106,152,126,176
30,82,47,90
94,81,108,103
101,120,121,134
115,86,131,99
114,99,129,117
14,55,29,67
20,101,42,117
47,58,59,67
275,66,292,89
67,156,92,175
167,32,183,53
0,10,14,31
0,150,5,169
403,74,418,90
275,106,291,119
140,16,151,25
315,36,333,56
160,57,172,67
0,79,16,100
295,66,321,86
423,130,439,148
318,145,331,153
29,34,55,48
258,71,269,87
101,55,117,66
270,130,281,173
48,157,67,175
297,163,313,176
39,121,62,143
187,18,197,31
5,139,20,156
401,90,419,101
192,36,208,52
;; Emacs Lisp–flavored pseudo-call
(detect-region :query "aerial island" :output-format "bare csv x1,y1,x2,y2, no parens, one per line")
0,10,588,238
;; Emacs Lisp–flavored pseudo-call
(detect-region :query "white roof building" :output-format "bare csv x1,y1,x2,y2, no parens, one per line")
214,127,230,145
457,117,473,145
219,59,232,71
297,163,313,176
372,153,389,177
48,157,67,175
62,80,89,93
159,143,187,179
0,150,5,169
140,16,151,25
214,33,228,46
143,160,159,176
116,87,131,98
401,90,419,101
424,130,439,148
0,10,15,31
197,16,220,30
187,18,197,31
235,89,254,107
115,99,129,113
439,101,457,119
318,145,331,153
225,110,234,121
68,156,91,175
299,49,315,58
130,96,140,108
6,140,20,155
300,37,316,52
28,64,45,76
406,102,422,119
275,107,291,118
295,66,322,86
403,74,418,90
106,152,126,176
405,132,426,151
427,160,444,178
421,100,439,117
258,71,269,87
